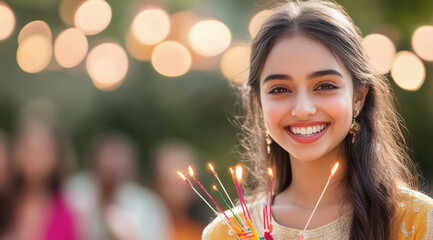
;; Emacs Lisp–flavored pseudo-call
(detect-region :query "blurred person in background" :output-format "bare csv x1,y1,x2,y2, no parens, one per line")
65,131,171,240
153,139,206,240
0,130,13,238
6,101,76,240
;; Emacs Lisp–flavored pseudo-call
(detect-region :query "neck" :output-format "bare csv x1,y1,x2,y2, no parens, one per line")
281,147,347,208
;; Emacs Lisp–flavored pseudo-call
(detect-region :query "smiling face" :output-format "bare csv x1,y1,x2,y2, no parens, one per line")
260,34,361,162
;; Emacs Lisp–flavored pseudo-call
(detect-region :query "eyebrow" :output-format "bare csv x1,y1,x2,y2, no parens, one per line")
262,69,343,84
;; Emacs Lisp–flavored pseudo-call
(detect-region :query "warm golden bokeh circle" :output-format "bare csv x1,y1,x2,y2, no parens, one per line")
151,41,192,77
412,25,433,62
18,20,52,44
74,0,112,35
0,2,15,41
125,29,154,62
132,9,170,45
169,11,217,70
189,20,231,57
220,44,251,84
391,51,425,91
86,43,128,91
17,35,52,73
362,34,396,74
169,11,199,47
54,28,88,68
59,0,86,26
249,10,272,39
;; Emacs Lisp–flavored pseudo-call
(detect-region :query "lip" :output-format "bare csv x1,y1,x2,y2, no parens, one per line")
284,122,330,144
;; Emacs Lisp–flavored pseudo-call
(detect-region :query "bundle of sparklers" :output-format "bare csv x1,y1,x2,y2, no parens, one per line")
177,162,339,240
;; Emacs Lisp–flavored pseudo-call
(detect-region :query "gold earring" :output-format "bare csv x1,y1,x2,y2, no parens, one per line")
266,130,272,154
349,110,360,143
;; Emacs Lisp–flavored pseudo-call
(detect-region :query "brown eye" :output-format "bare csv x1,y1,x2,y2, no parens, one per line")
268,87,290,94
316,83,338,90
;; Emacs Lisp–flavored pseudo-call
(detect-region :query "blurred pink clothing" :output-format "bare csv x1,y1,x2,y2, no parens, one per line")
44,194,76,240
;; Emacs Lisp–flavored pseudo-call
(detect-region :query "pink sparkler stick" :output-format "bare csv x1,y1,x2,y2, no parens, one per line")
235,166,252,221
268,168,274,227
230,167,248,221
263,202,268,230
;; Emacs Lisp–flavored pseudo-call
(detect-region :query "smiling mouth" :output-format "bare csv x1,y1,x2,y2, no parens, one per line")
287,123,329,137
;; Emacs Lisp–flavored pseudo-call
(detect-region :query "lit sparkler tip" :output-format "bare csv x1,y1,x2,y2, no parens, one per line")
177,171,186,180
268,167,273,177
213,185,217,190
229,167,234,174
188,166,194,176
208,163,215,172
235,166,243,182
331,162,339,176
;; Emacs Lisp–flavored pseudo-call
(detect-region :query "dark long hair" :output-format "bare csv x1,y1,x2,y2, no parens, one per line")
238,1,417,239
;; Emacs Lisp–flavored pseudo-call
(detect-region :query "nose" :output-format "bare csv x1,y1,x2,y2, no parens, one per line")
291,91,316,119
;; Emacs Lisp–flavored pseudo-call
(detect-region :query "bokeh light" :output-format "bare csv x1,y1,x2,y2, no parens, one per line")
412,25,433,62
189,20,231,57
169,11,199,46
86,43,128,91
54,28,88,68
18,20,52,44
0,2,15,41
151,41,191,77
362,34,396,74
221,44,251,84
17,35,52,73
125,29,154,61
132,9,170,45
74,0,112,35
59,0,85,26
391,51,425,91
249,10,272,38
168,11,217,70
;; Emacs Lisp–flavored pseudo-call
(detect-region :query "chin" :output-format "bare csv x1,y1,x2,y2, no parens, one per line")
289,153,325,162
283,144,333,162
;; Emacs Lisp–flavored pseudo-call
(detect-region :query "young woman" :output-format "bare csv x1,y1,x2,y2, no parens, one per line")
5,106,76,240
203,0,433,239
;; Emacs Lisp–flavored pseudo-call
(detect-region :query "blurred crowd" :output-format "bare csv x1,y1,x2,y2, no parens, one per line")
0,101,207,240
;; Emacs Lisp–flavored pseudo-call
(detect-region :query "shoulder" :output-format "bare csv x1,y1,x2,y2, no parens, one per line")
202,208,243,240
202,216,237,240
394,187,433,240
202,199,264,240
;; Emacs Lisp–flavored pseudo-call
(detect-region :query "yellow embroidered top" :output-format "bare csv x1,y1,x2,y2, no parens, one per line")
202,187,433,240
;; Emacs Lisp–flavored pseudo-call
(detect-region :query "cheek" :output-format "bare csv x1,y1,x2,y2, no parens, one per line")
262,99,290,131
320,93,353,129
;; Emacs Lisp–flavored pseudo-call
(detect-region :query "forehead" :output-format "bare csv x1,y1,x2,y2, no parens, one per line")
260,34,350,81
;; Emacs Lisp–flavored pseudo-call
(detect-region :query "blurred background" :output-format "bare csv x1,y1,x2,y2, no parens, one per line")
0,0,432,239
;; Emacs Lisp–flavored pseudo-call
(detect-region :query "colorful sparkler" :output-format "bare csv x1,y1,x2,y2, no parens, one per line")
176,161,340,240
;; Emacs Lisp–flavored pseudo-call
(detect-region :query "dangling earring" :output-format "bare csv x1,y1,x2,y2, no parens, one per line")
266,130,272,154
349,110,360,143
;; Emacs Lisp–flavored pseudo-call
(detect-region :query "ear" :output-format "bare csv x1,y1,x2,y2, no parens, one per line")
353,84,369,111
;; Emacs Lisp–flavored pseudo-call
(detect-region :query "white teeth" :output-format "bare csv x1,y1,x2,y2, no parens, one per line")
289,123,327,137
301,128,306,135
